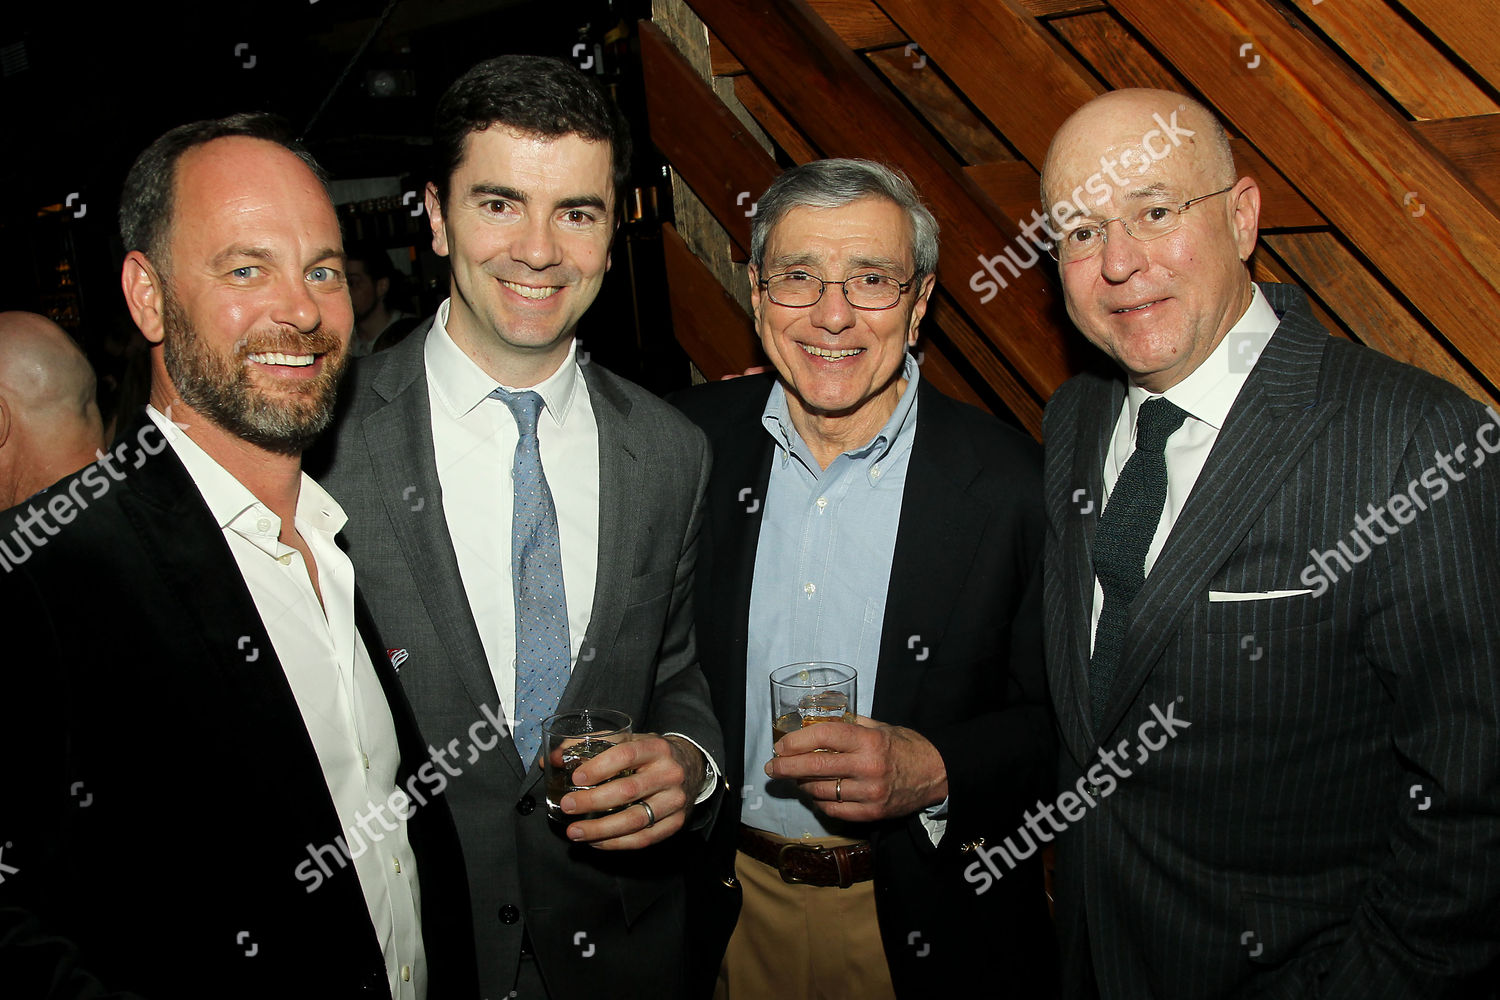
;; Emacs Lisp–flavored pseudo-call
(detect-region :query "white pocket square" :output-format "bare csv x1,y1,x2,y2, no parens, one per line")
1208,589,1315,603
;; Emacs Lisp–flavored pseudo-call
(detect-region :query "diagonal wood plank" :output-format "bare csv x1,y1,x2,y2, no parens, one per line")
663,222,764,379
1048,9,1191,94
1263,231,1495,405
866,48,1018,165
642,20,779,255
734,77,822,165
1390,0,1500,95
692,0,1073,397
1293,0,1497,120
873,0,1101,168
908,331,992,413
926,290,1044,434
708,0,1108,74
1416,115,1500,207
1111,0,1500,391
710,0,906,75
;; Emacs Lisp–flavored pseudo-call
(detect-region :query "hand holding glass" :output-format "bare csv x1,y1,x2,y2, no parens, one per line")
770,662,857,745
542,709,634,822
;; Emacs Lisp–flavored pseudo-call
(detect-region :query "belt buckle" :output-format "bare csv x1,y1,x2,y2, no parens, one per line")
775,841,827,885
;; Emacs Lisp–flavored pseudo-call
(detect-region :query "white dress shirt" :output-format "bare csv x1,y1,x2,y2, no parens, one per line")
425,299,600,733
425,300,720,797
146,406,426,999
1090,284,1280,652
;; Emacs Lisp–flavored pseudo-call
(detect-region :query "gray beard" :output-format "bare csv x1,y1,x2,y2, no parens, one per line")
161,288,347,456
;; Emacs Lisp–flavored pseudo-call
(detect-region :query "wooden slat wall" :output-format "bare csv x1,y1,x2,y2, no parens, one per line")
649,0,1500,432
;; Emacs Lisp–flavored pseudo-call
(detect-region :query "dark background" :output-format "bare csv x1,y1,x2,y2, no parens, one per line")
0,0,691,439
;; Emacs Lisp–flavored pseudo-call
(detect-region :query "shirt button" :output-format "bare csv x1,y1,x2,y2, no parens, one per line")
401,964,411,982
392,857,401,874
499,904,521,924
256,517,272,533
516,795,536,816
871,465,881,478
803,582,816,595
815,497,827,509
363,753,370,770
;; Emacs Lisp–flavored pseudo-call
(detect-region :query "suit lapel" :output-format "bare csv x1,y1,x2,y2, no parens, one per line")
872,383,990,723
1044,376,1121,752
712,388,776,784
1095,288,1342,738
554,363,640,723
119,420,315,746
362,327,526,780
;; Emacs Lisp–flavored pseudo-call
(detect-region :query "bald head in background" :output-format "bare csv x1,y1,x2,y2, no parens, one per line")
0,311,103,507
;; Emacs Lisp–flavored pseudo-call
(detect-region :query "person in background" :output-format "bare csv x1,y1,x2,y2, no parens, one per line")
0,310,103,507
345,243,416,356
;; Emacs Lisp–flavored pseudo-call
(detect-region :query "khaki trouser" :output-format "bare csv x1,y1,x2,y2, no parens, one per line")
715,830,897,1000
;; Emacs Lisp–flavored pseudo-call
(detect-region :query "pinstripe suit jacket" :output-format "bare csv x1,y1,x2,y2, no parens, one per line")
1042,282,1500,999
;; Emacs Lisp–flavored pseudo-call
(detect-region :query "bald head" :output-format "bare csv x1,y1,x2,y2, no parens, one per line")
0,312,104,507
1041,89,1234,222
1039,89,1261,392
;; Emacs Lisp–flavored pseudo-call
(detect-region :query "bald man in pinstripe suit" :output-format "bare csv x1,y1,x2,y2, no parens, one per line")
1038,89,1499,999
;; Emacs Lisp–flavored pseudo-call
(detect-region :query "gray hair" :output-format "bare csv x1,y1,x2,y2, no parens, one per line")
750,159,939,281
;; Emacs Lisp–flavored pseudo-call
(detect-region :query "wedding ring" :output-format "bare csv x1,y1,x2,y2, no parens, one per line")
835,777,843,803
639,800,657,827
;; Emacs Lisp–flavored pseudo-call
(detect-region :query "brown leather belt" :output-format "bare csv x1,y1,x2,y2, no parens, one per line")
738,825,874,888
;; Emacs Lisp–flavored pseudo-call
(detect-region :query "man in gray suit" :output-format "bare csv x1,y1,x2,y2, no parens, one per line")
1039,89,1499,998
319,56,723,1000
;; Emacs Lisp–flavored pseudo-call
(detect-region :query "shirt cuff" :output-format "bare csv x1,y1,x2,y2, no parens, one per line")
664,732,722,804
918,797,950,846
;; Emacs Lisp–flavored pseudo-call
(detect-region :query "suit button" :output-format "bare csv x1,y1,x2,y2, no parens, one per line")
499,904,520,924
1087,783,1103,799
516,795,535,816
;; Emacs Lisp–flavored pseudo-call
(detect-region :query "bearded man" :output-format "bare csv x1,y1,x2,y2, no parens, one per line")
0,113,477,998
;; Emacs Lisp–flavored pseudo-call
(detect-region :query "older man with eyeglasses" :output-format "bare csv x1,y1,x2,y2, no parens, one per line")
672,158,1059,999
1040,89,1500,999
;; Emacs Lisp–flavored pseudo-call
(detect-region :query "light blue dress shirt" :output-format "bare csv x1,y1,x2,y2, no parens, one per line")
744,353,921,839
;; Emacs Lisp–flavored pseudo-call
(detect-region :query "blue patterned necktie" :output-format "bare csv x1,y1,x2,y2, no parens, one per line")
1090,396,1190,728
490,388,571,767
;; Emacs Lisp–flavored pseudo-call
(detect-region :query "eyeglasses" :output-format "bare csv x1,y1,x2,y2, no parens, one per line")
1045,184,1236,263
758,270,914,310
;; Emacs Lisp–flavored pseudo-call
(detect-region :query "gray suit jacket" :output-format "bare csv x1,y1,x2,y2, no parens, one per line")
316,318,724,1000
1043,283,1500,999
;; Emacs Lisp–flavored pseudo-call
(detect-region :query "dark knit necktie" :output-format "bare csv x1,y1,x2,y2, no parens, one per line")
1090,396,1189,727
491,388,571,767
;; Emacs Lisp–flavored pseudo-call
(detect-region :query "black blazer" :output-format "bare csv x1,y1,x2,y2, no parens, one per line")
1043,283,1500,999
673,373,1060,998
0,412,477,999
